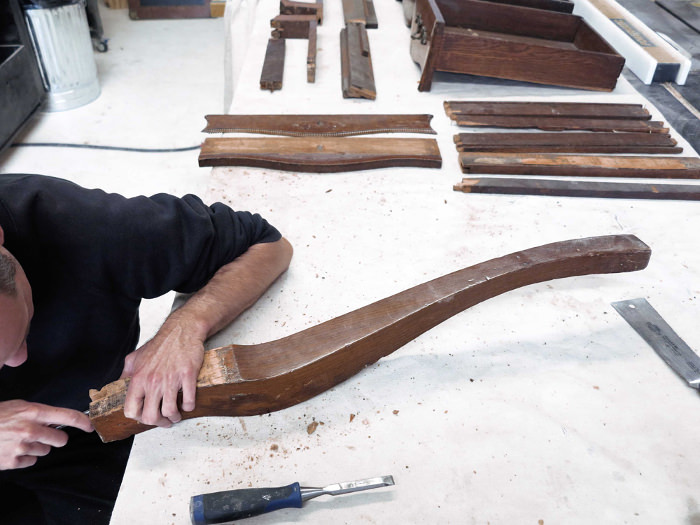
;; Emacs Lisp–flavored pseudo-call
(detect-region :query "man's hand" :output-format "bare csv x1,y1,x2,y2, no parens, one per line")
0,400,93,470
121,322,205,427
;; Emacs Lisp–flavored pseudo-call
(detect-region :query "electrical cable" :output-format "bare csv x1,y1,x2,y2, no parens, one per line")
10,142,201,153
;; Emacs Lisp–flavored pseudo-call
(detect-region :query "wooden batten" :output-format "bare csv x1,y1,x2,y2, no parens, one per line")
198,137,442,172
459,153,700,178
454,177,700,200
453,132,682,154
340,23,376,99
260,38,285,92
444,101,651,120
452,116,668,133
280,0,323,23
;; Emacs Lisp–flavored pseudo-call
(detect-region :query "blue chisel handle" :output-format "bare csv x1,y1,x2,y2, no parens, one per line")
190,482,302,524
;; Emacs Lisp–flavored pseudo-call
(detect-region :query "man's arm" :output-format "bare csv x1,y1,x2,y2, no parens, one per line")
121,237,293,427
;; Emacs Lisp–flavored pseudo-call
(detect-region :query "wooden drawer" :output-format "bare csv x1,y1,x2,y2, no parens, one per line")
410,0,625,91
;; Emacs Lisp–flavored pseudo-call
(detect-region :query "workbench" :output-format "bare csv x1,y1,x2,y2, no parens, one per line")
111,1,700,523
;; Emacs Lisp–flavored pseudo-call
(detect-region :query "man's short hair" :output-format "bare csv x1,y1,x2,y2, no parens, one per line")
0,251,17,296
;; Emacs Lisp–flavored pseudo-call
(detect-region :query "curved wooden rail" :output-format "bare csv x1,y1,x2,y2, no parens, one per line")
89,235,650,442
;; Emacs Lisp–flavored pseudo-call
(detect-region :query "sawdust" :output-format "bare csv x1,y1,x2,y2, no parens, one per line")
307,421,319,434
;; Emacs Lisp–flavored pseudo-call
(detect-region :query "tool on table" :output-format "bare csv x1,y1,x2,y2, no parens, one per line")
190,474,395,524
612,298,700,389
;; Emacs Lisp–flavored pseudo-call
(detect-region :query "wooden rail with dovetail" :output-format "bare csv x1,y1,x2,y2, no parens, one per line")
89,234,651,442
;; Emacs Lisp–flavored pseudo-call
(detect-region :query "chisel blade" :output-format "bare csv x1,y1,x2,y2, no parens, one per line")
320,475,395,496
612,298,700,389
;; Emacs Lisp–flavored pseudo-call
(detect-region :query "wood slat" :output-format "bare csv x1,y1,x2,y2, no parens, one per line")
459,153,700,178
454,177,700,200
452,116,669,133
340,23,376,99
479,0,574,13
271,14,316,39
203,114,437,136
444,101,651,120
453,132,682,154
199,137,442,172
260,38,285,92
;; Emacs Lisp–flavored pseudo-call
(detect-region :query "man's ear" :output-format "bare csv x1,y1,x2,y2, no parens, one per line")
0,225,4,246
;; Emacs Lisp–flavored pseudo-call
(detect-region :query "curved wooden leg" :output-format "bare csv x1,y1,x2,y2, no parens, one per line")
89,234,650,442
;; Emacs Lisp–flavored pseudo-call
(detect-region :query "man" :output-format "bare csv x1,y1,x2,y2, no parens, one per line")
0,173,293,523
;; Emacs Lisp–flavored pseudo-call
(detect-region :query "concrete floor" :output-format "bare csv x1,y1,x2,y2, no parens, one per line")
0,3,226,345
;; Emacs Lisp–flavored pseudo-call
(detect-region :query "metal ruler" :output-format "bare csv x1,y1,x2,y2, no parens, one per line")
612,298,700,389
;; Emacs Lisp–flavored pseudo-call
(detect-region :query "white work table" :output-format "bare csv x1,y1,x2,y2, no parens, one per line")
112,1,700,523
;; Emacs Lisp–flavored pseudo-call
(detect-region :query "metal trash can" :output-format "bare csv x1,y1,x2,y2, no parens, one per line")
22,0,100,111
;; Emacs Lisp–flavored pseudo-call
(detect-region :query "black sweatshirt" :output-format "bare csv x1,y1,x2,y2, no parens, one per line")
0,174,281,410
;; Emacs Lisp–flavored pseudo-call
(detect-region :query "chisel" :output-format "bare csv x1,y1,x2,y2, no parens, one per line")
190,475,395,524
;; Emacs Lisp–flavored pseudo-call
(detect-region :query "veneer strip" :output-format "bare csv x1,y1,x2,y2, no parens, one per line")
452,116,668,133
459,153,700,178
453,132,682,154
199,137,442,172
454,177,700,200
444,101,651,120
89,234,651,442
203,114,437,136
260,38,285,92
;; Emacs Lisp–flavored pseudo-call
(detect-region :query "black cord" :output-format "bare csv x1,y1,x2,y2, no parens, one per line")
10,142,201,153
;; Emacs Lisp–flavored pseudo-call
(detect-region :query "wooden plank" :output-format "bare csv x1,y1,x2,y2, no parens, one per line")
453,132,682,154
478,0,574,13
340,23,376,99
203,114,437,136
364,0,378,28
199,137,442,172
280,0,323,23
452,116,669,133
454,177,700,200
444,101,650,120
307,19,317,82
342,0,367,24
128,0,211,19
459,153,700,178
89,235,651,442
260,38,285,92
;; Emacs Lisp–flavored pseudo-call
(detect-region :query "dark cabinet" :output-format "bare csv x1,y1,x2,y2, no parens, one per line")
1,0,45,153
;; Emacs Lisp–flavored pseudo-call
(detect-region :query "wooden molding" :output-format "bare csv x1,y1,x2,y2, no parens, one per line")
89,235,651,442
270,15,317,82
202,114,436,136
453,132,682,154
342,0,378,28
340,23,376,99
454,177,700,200
459,153,700,178
451,116,669,133
198,137,442,172
444,101,651,120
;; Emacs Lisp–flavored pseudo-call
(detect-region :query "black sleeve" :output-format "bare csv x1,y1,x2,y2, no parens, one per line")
0,174,282,300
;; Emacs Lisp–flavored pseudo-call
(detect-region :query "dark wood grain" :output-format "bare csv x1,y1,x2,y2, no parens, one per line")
453,132,682,154
444,101,650,120
340,23,376,99
89,235,651,442
203,114,437,136
454,177,700,200
271,14,316,39
260,38,285,92
452,116,668,133
459,153,700,178
198,137,442,172
280,0,323,23
411,0,624,91
479,0,574,13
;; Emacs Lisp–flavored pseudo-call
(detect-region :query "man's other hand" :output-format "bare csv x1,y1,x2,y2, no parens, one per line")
120,322,204,428
0,400,93,470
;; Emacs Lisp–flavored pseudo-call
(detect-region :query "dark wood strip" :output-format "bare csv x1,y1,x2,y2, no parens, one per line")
478,0,574,13
340,23,376,99
260,38,285,92
307,20,317,82
453,132,682,153
203,114,437,136
199,137,442,172
280,0,323,23
271,14,316,39
364,0,378,28
342,0,367,24
452,116,668,133
454,177,700,200
445,101,651,120
459,153,700,178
